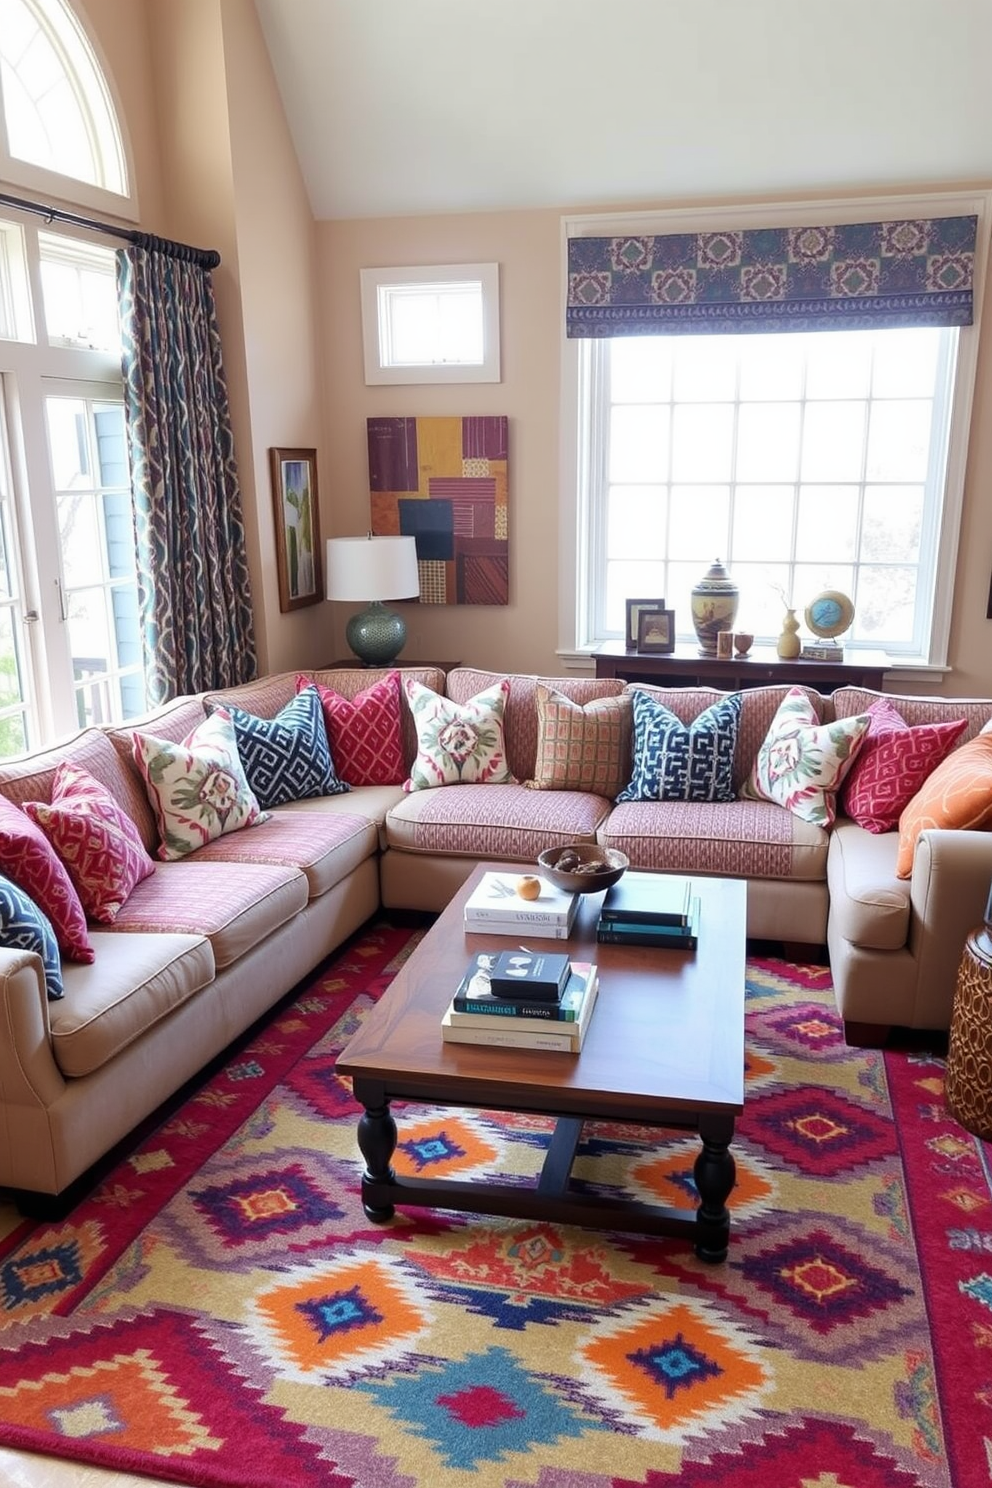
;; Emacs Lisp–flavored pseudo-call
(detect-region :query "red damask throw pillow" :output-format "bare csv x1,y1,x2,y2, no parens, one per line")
840,698,967,834
24,762,155,923
0,794,94,961
301,671,405,787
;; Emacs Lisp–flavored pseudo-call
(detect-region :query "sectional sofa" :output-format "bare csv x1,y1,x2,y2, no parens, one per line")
1,663,990,1210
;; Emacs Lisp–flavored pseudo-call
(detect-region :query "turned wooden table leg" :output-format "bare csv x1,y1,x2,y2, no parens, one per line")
356,1096,398,1222
694,1115,736,1263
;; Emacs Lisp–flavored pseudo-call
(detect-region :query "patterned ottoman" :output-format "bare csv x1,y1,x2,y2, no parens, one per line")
946,925,992,1139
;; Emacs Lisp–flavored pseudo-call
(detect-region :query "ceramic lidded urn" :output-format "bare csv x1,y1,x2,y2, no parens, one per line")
690,559,740,656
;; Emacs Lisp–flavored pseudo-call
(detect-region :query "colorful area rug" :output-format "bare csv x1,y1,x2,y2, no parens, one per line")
0,923,988,1487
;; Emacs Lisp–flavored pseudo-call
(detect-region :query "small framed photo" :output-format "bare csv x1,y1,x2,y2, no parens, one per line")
625,597,666,651
637,607,676,654
270,447,323,612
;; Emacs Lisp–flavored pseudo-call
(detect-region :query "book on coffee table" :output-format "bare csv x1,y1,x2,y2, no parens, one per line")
464,871,578,939
597,896,701,950
442,968,600,1052
600,873,693,927
451,958,596,1022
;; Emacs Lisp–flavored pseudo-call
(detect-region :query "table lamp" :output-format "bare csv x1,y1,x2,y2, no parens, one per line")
325,534,420,666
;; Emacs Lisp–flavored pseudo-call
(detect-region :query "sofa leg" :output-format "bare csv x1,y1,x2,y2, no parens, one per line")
843,1020,892,1049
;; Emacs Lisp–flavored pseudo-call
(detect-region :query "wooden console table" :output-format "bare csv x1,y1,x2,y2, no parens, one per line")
593,641,890,694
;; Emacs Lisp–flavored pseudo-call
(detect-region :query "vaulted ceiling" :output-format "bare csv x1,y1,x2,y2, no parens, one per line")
254,0,992,222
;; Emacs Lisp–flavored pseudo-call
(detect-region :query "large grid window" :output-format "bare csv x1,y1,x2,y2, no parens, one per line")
592,326,954,652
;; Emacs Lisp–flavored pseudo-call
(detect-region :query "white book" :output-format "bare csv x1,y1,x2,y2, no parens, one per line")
463,871,578,929
463,915,573,940
442,973,599,1053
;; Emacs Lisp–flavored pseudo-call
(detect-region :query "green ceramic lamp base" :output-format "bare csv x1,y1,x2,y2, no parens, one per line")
345,601,408,666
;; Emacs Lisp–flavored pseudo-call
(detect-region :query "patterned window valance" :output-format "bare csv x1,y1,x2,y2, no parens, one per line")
566,216,977,337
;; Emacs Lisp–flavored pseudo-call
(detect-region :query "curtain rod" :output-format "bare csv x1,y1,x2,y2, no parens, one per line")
0,190,221,269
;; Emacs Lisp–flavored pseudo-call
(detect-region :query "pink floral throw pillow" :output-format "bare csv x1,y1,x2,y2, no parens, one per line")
840,698,967,834
403,677,513,792
24,762,155,924
132,709,265,860
744,686,870,827
0,794,94,960
300,670,405,786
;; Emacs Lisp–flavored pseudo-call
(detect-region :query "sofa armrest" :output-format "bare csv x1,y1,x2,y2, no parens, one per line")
909,828,992,1027
0,949,66,1111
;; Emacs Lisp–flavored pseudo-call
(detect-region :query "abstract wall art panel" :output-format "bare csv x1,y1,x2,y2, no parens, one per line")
367,415,508,605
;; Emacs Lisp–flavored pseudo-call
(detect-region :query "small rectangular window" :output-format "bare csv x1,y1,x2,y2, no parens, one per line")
360,263,500,384
38,232,120,351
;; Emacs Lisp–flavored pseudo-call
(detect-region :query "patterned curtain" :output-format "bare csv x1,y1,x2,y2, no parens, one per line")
567,215,978,338
116,240,258,704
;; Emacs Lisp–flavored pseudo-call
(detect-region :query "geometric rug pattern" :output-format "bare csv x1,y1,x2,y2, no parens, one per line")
0,926,987,1487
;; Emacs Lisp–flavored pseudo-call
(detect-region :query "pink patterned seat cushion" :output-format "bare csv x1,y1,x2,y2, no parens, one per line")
0,795,93,961
24,762,156,924
840,698,967,833
386,782,611,862
303,670,405,786
193,809,378,899
601,798,828,882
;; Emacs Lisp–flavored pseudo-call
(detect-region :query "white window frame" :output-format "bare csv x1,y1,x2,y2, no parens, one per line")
360,262,500,384
558,189,991,675
0,0,135,214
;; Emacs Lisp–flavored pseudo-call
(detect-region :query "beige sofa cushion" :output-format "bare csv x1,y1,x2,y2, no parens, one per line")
0,728,141,820
386,781,611,860
103,860,307,968
55,932,214,1078
601,797,828,881
832,686,992,743
192,807,378,899
826,820,910,951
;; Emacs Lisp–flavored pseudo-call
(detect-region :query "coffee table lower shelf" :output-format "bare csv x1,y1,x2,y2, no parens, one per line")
352,1090,736,1263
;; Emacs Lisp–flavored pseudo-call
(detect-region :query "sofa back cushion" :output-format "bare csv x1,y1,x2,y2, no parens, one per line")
832,686,992,743
310,667,445,771
0,728,152,853
106,696,208,852
445,669,627,782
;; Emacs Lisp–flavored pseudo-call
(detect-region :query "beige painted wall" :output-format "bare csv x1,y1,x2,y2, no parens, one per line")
319,203,992,694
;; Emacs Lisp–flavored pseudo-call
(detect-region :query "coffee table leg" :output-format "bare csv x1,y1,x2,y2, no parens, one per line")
693,1117,736,1263
356,1096,398,1223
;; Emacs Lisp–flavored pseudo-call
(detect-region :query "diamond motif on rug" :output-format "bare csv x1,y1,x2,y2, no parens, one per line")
577,1295,771,1440
626,1138,778,1224
283,1052,362,1120
248,1251,431,1382
0,1308,336,1480
391,1113,502,1179
0,1220,105,1320
354,1343,598,1469
746,998,859,1060
744,1085,894,1175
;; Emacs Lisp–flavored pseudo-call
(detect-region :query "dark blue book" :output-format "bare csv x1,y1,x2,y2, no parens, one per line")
601,873,692,926
597,896,700,949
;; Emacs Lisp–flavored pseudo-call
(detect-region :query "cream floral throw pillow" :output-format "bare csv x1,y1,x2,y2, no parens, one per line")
403,677,513,792
744,686,870,827
132,708,266,860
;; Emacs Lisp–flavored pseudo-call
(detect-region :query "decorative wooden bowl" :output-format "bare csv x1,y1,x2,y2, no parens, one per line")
537,844,629,894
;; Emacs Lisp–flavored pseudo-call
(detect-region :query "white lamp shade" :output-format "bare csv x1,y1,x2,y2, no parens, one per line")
325,535,420,602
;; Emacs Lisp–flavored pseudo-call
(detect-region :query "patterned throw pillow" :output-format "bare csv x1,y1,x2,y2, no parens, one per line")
302,671,405,787
403,677,513,792
0,872,62,1000
132,709,266,861
0,795,93,961
526,686,632,797
896,732,992,878
840,698,967,834
744,686,870,827
23,762,155,924
224,685,348,809
616,689,742,803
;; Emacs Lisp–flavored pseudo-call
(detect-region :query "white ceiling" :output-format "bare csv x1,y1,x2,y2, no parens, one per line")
254,0,992,223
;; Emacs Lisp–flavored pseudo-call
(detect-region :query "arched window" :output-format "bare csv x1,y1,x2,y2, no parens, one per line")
0,0,127,196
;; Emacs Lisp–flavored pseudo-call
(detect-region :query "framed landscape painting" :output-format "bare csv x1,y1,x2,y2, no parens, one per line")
270,447,322,611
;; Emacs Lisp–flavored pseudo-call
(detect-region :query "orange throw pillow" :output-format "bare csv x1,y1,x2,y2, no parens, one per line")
895,732,992,878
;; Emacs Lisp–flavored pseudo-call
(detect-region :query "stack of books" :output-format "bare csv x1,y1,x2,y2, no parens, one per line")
596,872,700,950
441,951,599,1052
463,870,579,939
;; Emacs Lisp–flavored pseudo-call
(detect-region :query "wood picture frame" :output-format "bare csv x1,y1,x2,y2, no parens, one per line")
637,607,676,654
270,447,323,612
625,597,665,651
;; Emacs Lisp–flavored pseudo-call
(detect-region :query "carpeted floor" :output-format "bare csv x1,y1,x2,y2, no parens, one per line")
0,921,986,1488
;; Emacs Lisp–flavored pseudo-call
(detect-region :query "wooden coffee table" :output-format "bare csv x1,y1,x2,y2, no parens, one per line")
337,866,746,1261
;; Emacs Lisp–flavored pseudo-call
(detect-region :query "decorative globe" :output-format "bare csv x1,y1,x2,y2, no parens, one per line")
804,590,854,640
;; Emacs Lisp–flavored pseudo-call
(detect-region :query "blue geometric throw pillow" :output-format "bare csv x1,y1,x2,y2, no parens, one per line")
616,690,743,803
225,685,350,810
0,872,63,1000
